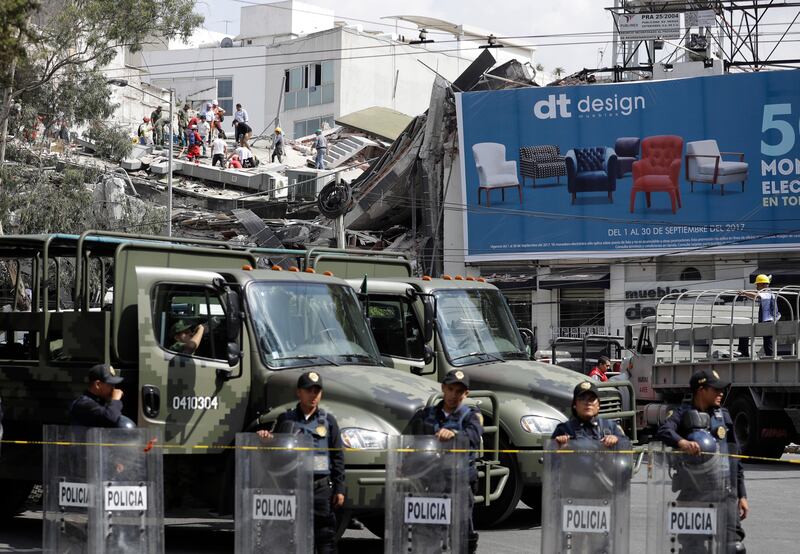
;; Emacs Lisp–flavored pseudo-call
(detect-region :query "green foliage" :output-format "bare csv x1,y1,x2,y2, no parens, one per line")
0,0,39,83
86,121,133,161
2,0,203,154
14,66,116,133
0,161,166,235
3,164,94,234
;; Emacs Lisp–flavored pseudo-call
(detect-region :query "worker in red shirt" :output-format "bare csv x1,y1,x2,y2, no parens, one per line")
588,356,611,382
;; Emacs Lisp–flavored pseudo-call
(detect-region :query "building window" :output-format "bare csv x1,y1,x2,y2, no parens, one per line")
292,115,334,139
217,78,233,116
680,266,702,280
284,61,334,111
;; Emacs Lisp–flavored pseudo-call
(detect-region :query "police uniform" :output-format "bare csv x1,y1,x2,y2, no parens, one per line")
69,364,125,428
656,369,746,553
409,370,483,554
552,380,626,441
274,371,344,554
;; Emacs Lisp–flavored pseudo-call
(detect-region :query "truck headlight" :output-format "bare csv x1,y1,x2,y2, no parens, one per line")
340,428,388,449
520,415,562,434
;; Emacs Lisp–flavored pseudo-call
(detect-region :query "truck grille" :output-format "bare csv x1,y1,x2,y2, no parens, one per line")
598,390,623,415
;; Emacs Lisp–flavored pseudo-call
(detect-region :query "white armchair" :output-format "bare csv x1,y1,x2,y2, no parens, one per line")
685,139,748,195
472,142,522,206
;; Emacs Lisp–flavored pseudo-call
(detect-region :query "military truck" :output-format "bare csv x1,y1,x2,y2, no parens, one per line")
0,232,506,533
336,270,636,525
620,287,800,458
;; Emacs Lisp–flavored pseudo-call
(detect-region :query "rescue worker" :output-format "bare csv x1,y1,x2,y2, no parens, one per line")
232,103,249,144
271,127,284,163
137,116,152,145
656,369,748,553
588,355,611,382
150,106,164,146
313,128,327,169
552,380,626,447
408,369,482,554
257,371,345,554
738,274,779,357
170,320,205,355
178,103,190,147
69,363,134,428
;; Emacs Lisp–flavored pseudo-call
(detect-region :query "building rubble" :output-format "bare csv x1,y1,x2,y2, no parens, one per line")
2,51,535,273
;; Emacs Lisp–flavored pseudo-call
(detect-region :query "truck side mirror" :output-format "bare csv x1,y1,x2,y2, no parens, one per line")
226,342,242,368
423,344,434,365
624,325,633,350
422,296,435,343
214,280,241,344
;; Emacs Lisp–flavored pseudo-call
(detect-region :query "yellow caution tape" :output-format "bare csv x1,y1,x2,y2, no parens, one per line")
2,438,799,464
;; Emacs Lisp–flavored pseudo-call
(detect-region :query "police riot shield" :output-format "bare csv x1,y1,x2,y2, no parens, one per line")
646,443,731,554
384,435,469,553
541,437,633,554
43,425,91,553
234,433,314,554
86,427,164,554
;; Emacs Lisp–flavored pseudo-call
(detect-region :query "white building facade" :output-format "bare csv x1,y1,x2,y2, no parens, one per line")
136,1,505,140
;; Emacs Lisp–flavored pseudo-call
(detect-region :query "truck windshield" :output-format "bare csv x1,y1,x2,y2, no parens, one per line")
248,281,381,369
435,289,527,365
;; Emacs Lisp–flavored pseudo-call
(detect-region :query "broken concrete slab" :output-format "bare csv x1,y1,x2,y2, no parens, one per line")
149,159,183,175
120,158,142,171
130,144,154,159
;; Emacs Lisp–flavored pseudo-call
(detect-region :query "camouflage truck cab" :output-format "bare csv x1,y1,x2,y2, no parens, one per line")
0,232,443,526
345,274,636,526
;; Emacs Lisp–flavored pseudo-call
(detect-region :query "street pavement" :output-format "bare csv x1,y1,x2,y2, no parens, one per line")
1,455,798,553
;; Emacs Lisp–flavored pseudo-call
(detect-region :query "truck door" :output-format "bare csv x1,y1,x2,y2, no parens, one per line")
366,294,432,377
136,267,249,452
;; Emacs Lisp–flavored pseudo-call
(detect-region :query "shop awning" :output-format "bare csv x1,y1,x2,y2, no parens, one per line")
749,268,800,285
335,107,413,142
538,271,610,290
486,275,537,291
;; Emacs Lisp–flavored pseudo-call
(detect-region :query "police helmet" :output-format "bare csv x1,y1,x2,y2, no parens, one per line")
683,429,717,465
116,415,137,429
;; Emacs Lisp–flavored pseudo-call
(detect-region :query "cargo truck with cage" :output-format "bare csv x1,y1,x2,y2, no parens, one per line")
622,287,800,458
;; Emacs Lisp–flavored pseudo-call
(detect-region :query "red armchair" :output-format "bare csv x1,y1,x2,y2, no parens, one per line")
630,135,684,214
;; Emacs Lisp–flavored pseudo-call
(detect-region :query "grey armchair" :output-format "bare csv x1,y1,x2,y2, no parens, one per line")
685,140,748,195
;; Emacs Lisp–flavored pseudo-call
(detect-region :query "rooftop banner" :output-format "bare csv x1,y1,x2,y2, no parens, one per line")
456,70,800,261
612,12,681,41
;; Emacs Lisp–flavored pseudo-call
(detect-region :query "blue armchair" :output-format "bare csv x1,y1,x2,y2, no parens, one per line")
565,147,618,204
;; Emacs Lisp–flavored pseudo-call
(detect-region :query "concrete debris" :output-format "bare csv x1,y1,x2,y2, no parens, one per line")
3,51,530,270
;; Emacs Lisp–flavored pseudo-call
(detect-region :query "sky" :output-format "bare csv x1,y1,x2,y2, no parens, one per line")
197,0,615,77
196,0,800,75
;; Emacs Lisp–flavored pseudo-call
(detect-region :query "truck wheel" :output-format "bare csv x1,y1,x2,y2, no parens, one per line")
359,514,384,540
730,395,758,456
0,480,33,521
520,485,543,525
474,440,522,528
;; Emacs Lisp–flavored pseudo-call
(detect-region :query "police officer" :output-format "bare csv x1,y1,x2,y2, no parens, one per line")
69,363,134,428
409,369,483,554
257,371,345,554
553,380,626,447
656,369,748,553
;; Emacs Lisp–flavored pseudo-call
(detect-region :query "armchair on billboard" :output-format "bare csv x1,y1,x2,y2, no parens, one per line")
456,70,800,261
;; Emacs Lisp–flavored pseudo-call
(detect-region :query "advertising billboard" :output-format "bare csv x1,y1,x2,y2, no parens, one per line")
456,70,800,261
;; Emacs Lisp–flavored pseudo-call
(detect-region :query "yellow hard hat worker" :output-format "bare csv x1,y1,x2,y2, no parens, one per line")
754,274,771,285
275,127,282,134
